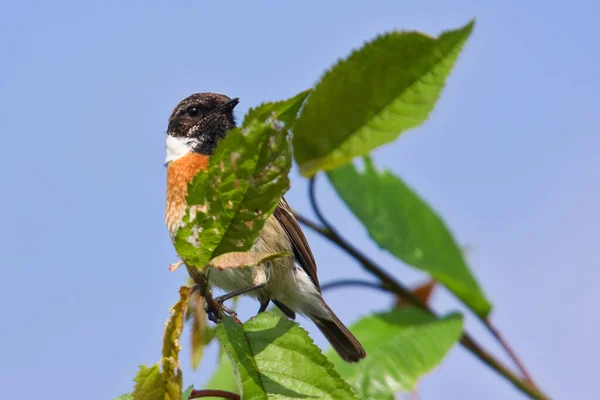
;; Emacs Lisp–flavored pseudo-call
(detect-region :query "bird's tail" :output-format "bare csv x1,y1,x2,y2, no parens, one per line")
309,300,366,363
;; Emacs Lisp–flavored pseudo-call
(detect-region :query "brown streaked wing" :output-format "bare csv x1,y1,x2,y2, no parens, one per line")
273,197,320,290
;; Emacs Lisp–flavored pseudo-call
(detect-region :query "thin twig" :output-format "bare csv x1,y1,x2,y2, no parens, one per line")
317,228,537,386
297,211,546,399
296,177,548,400
484,318,536,385
308,178,330,231
294,212,449,310
189,389,240,399
321,279,391,294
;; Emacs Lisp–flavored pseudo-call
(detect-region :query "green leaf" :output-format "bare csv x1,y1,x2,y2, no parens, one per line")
328,157,491,316
203,350,239,395
161,287,190,400
133,364,166,400
327,308,463,399
293,20,475,176
243,89,311,128
216,312,358,399
173,120,292,271
162,287,190,363
130,288,190,400
181,385,194,400
208,251,292,270
113,394,133,400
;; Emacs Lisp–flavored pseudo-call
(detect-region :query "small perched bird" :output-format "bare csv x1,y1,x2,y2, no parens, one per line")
165,92,366,363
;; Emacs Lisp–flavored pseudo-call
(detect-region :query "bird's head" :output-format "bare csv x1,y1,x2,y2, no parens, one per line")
165,93,239,164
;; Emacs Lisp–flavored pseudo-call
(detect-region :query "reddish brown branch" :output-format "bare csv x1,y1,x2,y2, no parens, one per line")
189,389,240,399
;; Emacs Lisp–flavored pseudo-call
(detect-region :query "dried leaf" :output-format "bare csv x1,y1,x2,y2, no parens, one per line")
395,280,437,308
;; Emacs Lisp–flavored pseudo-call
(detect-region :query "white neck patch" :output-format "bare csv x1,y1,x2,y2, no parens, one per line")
165,135,197,164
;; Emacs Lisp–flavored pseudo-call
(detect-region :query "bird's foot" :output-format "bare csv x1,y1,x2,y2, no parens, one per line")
203,283,266,324
205,296,240,324
187,283,222,323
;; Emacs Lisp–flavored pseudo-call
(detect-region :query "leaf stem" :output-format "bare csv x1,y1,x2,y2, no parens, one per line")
189,389,240,399
482,317,537,386
296,177,548,400
320,279,537,387
321,279,390,294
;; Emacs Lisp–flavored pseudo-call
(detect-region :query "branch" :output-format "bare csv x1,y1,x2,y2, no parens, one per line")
308,177,330,232
189,389,240,399
483,318,536,385
296,177,548,400
310,179,536,387
316,233,537,385
303,178,447,312
321,279,391,294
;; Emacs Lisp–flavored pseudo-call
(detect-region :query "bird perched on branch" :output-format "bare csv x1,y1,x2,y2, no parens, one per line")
164,92,366,363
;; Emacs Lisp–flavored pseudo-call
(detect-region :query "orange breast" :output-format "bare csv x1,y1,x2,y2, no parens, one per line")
166,152,209,236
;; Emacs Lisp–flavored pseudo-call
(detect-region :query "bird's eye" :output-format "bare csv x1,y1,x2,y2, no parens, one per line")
186,107,201,117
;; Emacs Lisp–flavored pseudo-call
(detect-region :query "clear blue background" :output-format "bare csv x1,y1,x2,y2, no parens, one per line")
1,1,597,399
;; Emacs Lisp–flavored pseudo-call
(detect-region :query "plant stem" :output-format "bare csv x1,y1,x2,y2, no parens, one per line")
483,317,536,385
189,389,240,399
321,279,389,293
320,280,536,386
295,177,548,400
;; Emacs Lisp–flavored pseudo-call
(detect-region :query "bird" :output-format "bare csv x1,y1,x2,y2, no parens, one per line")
164,92,366,363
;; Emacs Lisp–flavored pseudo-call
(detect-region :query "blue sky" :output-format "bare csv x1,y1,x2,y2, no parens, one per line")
1,1,598,399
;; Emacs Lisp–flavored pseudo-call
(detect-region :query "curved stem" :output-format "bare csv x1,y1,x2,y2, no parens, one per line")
306,181,537,387
483,317,536,385
308,177,331,231
321,279,391,294
297,212,546,399
297,177,548,400
189,389,240,399
294,212,447,309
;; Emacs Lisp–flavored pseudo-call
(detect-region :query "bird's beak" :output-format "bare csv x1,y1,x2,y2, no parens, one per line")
208,97,240,116
225,97,240,111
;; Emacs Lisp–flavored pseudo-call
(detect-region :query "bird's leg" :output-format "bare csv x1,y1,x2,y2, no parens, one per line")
204,283,266,323
190,283,222,323
258,299,270,314
213,283,266,305
205,296,222,324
